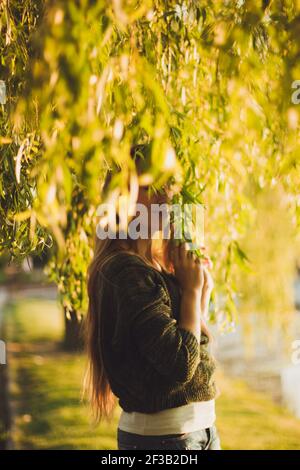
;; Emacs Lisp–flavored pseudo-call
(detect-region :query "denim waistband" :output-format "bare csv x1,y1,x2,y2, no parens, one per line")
117,426,211,446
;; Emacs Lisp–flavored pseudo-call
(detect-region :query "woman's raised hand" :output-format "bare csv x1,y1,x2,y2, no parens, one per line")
170,241,205,293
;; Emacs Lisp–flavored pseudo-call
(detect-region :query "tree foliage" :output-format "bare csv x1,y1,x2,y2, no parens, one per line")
1,0,300,327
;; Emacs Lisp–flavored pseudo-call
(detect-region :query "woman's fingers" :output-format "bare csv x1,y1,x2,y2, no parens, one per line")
171,241,206,292
171,240,212,272
188,251,199,263
202,255,213,269
178,243,205,265
202,266,214,291
179,241,188,260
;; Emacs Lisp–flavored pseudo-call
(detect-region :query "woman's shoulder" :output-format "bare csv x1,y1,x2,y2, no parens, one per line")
99,252,172,305
100,251,159,283
102,250,148,269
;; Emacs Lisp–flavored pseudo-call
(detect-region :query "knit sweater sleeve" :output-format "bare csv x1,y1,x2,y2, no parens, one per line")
114,263,200,385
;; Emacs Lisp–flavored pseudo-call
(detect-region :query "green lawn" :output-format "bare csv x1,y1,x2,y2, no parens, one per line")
3,296,300,450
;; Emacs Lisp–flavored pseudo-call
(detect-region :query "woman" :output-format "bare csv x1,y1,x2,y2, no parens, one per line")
85,145,220,450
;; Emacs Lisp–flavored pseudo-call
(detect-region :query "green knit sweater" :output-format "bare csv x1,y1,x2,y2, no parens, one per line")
98,251,217,413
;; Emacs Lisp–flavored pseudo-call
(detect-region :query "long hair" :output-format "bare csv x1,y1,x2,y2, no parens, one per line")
83,144,159,422
84,238,120,423
84,146,211,423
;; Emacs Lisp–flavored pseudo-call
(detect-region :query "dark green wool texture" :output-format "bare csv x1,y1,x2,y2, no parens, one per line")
98,252,217,413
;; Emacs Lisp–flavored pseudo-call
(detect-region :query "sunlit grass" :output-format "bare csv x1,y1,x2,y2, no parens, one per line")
4,296,300,449
5,297,64,343
216,369,300,450
12,353,120,450
5,298,120,450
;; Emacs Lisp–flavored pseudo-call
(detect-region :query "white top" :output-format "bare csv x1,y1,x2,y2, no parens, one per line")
118,400,216,436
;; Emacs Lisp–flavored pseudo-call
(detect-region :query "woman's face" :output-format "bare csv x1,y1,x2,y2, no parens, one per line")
135,182,177,236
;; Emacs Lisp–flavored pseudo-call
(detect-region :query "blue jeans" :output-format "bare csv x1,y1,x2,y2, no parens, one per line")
117,425,221,450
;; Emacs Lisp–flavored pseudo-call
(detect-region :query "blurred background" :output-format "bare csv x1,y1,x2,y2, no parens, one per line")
1,0,300,450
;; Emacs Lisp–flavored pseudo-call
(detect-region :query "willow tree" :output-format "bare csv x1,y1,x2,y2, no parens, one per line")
1,0,300,348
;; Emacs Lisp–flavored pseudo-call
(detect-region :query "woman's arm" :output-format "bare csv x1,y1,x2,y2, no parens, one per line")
170,242,204,343
113,257,202,385
178,289,202,343
201,266,214,319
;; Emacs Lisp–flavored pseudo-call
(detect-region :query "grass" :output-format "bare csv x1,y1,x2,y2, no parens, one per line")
5,298,120,450
3,296,300,450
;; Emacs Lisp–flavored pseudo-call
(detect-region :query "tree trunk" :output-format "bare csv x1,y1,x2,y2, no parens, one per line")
63,308,84,351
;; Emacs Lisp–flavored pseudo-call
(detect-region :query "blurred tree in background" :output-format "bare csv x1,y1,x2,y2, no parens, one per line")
1,0,300,347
